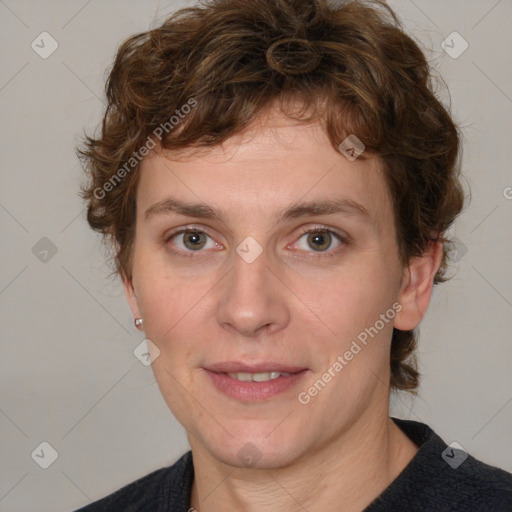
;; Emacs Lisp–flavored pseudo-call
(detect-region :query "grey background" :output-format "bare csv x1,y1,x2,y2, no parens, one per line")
1,0,511,510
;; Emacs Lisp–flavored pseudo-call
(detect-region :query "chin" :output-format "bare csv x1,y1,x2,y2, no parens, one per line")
213,446,301,470
200,427,305,470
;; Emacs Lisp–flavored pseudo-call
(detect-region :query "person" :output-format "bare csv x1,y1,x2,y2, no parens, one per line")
75,0,512,510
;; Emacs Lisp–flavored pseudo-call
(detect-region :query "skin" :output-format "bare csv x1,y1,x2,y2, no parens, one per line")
123,105,442,511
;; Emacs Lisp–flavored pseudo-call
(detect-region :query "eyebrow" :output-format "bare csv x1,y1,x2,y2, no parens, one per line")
144,197,371,225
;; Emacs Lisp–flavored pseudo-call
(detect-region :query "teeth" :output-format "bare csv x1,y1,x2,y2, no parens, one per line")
226,371,291,382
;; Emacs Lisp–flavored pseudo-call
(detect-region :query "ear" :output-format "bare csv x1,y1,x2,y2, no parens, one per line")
122,276,141,320
394,240,443,331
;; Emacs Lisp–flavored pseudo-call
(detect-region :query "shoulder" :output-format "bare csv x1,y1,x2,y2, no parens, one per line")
366,418,512,512
439,447,512,510
73,451,194,512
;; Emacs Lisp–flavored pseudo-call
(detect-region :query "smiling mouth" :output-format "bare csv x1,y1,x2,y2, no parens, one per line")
204,366,309,401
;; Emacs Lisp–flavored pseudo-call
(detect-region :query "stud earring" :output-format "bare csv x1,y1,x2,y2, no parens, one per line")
134,318,143,329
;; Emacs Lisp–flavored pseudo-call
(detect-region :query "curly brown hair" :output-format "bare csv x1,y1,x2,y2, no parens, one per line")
78,0,466,392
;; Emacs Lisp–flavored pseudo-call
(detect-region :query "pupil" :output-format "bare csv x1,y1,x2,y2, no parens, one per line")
186,232,204,249
310,231,330,251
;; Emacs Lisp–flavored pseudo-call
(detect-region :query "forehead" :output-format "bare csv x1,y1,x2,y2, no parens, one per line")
137,112,392,234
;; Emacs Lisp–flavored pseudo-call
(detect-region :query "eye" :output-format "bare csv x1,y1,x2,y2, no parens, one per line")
292,226,347,256
165,227,221,256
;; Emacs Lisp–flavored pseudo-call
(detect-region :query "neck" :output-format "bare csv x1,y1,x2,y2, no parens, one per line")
189,413,418,512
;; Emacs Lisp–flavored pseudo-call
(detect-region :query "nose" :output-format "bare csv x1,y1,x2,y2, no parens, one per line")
216,241,290,338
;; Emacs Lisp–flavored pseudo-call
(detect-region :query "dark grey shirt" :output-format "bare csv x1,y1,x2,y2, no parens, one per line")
75,418,512,511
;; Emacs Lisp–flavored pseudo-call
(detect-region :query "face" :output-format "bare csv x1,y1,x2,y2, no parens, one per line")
124,108,436,469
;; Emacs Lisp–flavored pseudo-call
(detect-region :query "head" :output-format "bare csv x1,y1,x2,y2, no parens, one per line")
79,0,465,468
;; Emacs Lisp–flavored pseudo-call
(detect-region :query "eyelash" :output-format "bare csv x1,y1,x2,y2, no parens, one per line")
164,224,349,259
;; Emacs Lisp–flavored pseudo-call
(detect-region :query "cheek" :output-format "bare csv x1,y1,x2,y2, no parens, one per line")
135,264,216,360
138,279,190,338
295,256,397,331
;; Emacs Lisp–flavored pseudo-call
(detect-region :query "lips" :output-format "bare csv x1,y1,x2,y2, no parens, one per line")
203,362,309,401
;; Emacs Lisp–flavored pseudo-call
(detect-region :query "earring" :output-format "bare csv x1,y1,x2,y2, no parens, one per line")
134,318,144,329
